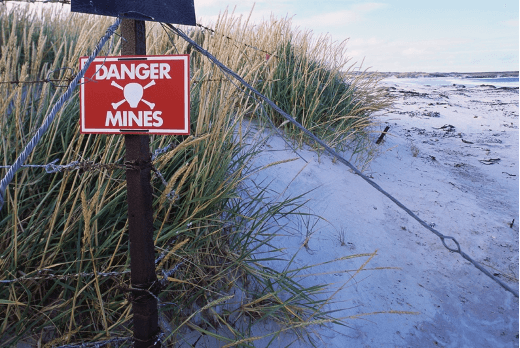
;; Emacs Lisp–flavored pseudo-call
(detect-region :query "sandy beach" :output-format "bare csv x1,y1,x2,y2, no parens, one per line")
237,76,519,347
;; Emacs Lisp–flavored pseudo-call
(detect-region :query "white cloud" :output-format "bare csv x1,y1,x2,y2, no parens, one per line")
402,47,426,56
293,2,387,29
348,37,384,47
195,1,292,25
192,1,518,72
300,10,361,27
339,37,482,71
351,2,388,12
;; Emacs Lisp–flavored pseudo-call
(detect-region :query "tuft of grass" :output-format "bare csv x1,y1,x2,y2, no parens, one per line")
250,21,391,159
0,5,395,347
409,141,420,157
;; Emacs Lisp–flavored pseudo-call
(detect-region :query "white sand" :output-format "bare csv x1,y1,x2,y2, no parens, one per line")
243,80,519,347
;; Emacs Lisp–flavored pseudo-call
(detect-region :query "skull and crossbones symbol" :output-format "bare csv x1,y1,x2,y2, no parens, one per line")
110,80,156,110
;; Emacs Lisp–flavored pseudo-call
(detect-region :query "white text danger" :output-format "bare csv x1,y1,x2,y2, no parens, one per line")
96,63,171,80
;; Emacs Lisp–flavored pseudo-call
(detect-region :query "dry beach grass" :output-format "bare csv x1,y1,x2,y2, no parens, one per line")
0,5,391,347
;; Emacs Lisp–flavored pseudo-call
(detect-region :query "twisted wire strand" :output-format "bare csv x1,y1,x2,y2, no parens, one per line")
0,0,71,3
195,23,278,59
53,337,131,348
0,142,175,174
1,159,82,173
165,23,518,298
0,17,122,211
0,159,127,173
0,270,131,284
0,77,72,86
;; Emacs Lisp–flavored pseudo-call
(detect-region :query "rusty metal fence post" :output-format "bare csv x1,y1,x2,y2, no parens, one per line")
121,18,161,348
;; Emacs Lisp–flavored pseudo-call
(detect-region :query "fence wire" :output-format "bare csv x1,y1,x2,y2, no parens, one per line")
0,77,72,87
164,23,518,299
0,269,131,284
0,159,124,173
0,17,122,211
195,23,278,59
53,337,131,348
0,0,71,4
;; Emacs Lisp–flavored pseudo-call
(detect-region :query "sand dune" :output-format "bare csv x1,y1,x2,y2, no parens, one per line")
243,79,519,347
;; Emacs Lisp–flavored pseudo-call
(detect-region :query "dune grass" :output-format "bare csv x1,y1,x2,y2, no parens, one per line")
255,26,390,152
0,5,391,347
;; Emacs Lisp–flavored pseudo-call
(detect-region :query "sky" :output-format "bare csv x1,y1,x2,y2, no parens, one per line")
194,0,519,73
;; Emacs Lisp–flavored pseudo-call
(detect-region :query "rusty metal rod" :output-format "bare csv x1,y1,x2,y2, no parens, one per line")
121,18,161,348
375,125,390,145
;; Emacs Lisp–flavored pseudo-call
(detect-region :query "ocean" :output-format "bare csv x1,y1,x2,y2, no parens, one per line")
383,76,519,88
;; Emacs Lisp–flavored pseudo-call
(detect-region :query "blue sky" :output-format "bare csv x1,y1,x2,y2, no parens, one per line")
194,0,519,72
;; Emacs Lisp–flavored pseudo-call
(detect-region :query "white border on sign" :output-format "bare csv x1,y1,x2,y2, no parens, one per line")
80,55,190,134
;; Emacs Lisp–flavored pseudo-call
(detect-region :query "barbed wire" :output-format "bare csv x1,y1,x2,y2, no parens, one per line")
0,269,131,284
0,144,177,199
191,78,281,86
0,77,72,86
0,158,176,202
0,159,126,173
0,68,76,89
195,23,278,59
54,330,162,348
0,141,180,173
54,336,131,348
0,17,122,211
0,0,71,4
164,23,519,299
151,143,174,161
0,248,185,346
1,238,184,285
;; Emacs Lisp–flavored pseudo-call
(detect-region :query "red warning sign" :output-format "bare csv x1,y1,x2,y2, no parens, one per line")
79,55,190,135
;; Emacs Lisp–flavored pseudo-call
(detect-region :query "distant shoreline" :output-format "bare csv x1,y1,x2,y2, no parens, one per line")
375,71,519,79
